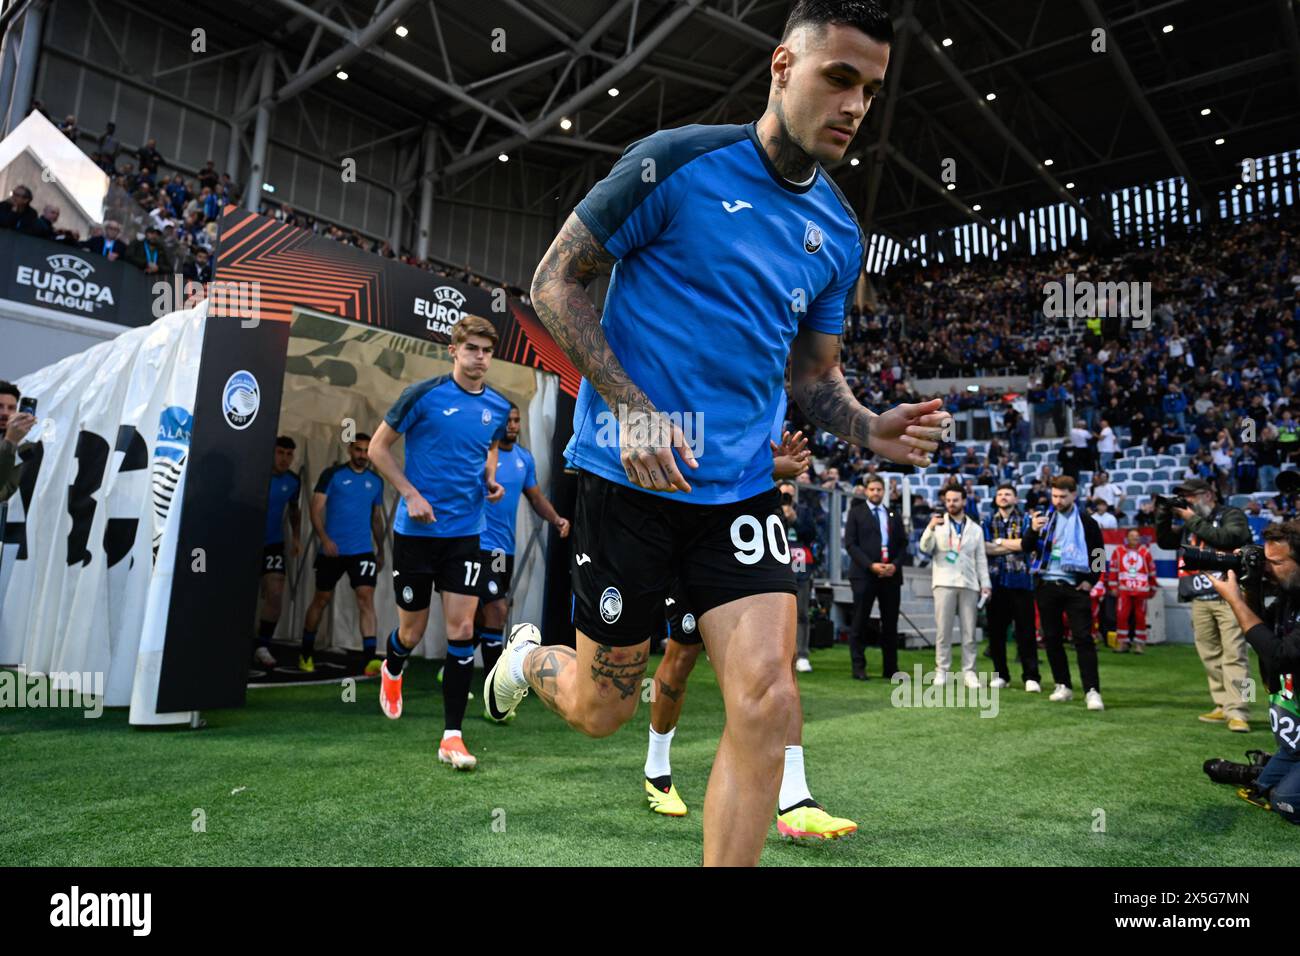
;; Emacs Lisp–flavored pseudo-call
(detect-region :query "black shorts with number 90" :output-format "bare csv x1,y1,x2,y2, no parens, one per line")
570,470,796,647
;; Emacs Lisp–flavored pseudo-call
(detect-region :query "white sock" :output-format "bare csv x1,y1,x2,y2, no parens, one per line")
645,726,675,779
507,641,538,686
442,729,462,741
778,745,812,812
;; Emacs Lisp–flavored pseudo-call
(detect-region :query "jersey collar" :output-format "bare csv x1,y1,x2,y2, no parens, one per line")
745,122,820,195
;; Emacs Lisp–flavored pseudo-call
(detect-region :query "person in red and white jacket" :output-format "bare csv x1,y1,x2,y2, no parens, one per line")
1108,529,1157,654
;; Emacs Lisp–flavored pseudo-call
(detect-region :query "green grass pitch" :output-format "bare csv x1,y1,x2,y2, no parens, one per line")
1,643,1290,866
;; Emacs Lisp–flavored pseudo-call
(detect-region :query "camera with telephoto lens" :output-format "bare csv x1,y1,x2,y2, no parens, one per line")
1203,750,1271,786
1153,493,1191,517
1179,543,1266,586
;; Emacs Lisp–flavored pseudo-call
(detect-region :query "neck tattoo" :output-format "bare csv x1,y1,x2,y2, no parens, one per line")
766,105,817,183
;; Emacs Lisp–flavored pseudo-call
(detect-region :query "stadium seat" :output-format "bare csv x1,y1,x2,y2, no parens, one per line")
1229,494,1252,509
1124,447,1144,459
1136,458,1157,470
1151,469,1171,480
1167,445,1186,457
1125,483,1147,497
1129,471,1151,482
1157,456,1179,469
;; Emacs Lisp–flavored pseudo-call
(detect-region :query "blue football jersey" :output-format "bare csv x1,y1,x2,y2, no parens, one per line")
313,464,383,555
384,374,512,538
564,121,864,505
481,444,538,556
264,470,301,545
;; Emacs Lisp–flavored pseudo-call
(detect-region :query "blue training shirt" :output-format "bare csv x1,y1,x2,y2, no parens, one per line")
384,374,511,538
265,470,301,545
564,121,865,505
313,464,383,555
481,444,538,556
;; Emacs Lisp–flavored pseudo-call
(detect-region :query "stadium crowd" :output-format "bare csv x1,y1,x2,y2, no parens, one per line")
794,210,1300,499
0,102,525,299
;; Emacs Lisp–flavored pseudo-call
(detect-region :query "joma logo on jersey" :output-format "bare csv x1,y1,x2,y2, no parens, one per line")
416,285,469,336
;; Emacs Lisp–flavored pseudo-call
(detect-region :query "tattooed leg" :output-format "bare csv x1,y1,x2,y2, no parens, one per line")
523,632,650,738
649,640,703,734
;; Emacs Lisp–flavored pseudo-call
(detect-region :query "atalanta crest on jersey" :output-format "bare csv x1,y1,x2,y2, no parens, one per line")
803,220,824,254
482,409,492,425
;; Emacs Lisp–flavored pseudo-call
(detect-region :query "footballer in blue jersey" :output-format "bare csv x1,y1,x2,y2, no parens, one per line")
367,315,511,769
300,435,386,674
473,404,570,706
253,435,303,669
489,1,951,865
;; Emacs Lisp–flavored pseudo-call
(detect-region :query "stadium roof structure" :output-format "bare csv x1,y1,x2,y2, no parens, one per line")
127,0,1300,242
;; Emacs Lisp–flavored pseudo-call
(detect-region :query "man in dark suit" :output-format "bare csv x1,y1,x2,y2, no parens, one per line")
844,475,907,681
81,220,125,260
127,226,171,274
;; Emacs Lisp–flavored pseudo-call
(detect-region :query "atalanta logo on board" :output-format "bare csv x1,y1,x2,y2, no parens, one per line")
222,371,260,430
415,285,468,337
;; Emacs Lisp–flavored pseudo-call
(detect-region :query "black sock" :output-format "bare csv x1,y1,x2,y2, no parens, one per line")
257,619,276,647
300,629,316,659
442,639,475,731
362,635,377,658
479,628,504,685
386,628,411,676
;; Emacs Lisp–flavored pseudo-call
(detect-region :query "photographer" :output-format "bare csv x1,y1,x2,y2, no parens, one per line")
0,381,36,503
1208,522,1300,825
1156,478,1254,731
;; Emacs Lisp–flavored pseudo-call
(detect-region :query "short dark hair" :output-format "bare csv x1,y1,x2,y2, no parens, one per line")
11,184,32,200
1262,521,1300,559
864,474,884,488
995,482,1016,493
275,435,296,450
942,483,966,499
1051,475,1077,492
0,381,19,401
781,0,894,46
353,432,371,444
452,315,498,347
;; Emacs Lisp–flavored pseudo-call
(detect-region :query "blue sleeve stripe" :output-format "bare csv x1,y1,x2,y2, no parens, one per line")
384,374,450,432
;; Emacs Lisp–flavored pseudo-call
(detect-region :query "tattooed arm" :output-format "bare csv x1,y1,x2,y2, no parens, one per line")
790,326,949,467
531,212,697,492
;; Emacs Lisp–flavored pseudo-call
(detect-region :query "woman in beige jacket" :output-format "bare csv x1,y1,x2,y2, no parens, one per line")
918,486,991,687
